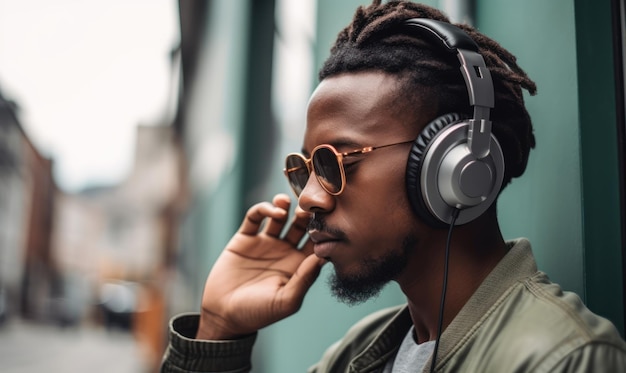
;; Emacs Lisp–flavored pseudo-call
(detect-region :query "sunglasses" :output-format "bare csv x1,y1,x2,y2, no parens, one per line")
284,140,414,197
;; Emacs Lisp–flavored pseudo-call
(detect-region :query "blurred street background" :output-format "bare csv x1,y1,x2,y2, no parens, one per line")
0,319,143,372
0,0,623,372
0,1,184,372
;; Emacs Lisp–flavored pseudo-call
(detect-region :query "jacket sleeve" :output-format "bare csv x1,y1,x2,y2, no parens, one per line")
547,341,626,373
160,313,257,373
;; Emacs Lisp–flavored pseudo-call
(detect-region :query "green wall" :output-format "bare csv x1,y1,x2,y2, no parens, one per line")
179,0,251,305
478,2,584,291
574,0,624,334
478,0,623,333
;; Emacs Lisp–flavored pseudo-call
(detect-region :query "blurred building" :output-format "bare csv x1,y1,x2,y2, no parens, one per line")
0,90,59,324
1,86,186,372
53,125,183,279
51,123,187,370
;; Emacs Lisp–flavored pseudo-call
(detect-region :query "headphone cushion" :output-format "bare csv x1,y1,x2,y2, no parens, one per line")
406,113,462,228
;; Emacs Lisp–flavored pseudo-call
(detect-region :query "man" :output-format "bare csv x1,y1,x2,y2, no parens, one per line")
161,1,626,372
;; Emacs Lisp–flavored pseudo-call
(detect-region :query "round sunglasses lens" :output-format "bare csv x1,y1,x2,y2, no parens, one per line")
312,147,342,194
285,155,309,196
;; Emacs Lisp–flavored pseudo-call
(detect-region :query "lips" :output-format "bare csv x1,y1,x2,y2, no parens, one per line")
308,229,342,258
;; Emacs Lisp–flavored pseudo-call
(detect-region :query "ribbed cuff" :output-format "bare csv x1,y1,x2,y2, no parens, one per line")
161,313,257,373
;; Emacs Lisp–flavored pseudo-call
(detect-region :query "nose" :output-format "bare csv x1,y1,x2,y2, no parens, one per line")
297,170,335,213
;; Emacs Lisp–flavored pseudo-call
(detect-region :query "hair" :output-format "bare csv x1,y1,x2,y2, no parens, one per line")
319,0,537,187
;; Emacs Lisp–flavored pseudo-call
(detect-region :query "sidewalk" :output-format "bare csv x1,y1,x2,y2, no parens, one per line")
0,319,147,373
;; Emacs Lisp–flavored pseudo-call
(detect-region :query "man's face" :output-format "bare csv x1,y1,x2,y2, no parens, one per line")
298,71,435,304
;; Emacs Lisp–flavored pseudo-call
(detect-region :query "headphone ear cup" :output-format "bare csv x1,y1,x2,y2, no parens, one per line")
406,113,462,228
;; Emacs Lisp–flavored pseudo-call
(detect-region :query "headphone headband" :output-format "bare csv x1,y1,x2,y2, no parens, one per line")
402,18,479,52
402,18,505,226
402,18,494,159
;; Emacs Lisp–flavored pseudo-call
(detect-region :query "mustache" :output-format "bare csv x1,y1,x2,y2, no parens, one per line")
307,215,324,231
307,214,347,239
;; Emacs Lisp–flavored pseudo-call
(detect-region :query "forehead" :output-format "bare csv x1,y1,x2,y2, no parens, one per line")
303,71,429,152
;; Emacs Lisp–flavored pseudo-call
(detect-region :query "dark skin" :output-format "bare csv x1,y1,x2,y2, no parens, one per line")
197,70,508,344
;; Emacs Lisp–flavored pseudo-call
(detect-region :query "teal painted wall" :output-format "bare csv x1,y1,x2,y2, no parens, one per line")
477,2,584,293
574,0,624,334
179,0,252,306
477,0,623,333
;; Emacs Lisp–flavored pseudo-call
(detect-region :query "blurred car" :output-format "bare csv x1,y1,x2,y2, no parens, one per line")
98,280,138,331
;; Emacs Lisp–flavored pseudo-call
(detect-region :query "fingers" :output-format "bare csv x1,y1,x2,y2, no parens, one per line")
262,194,291,237
239,194,312,252
239,196,289,236
299,237,314,256
281,206,310,247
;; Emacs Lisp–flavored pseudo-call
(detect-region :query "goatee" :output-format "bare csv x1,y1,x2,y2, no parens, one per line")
328,235,415,306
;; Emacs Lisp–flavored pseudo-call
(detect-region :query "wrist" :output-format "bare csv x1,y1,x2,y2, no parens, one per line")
196,314,249,340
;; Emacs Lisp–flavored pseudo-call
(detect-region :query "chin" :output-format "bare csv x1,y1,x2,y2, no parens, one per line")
327,268,388,306
327,236,415,304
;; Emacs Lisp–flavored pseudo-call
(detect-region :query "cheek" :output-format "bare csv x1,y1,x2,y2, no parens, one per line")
360,160,410,207
343,161,416,232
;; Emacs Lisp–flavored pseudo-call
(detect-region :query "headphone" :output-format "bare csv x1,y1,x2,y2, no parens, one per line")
402,18,505,228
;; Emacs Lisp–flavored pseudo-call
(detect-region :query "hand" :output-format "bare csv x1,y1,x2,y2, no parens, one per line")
196,194,327,340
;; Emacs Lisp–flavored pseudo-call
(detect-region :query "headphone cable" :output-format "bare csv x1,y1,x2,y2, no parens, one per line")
429,208,460,373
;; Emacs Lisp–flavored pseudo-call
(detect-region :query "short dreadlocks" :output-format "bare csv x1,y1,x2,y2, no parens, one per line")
319,0,537,187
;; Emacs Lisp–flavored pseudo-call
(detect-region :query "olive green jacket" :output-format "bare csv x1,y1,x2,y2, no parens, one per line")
161,239,626,372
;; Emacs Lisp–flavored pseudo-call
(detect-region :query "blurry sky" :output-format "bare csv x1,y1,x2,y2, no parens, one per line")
0,0,180,192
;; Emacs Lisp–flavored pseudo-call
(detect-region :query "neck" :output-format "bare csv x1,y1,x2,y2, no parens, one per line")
399,215,507,344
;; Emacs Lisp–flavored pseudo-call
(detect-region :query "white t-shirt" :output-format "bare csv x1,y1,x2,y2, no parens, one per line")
383,326,435,373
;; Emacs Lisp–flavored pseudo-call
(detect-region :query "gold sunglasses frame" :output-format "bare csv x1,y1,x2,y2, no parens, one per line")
283,140,415,197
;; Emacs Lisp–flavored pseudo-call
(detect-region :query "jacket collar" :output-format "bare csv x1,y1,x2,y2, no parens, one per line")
349,238,538,372
432,238,537,370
